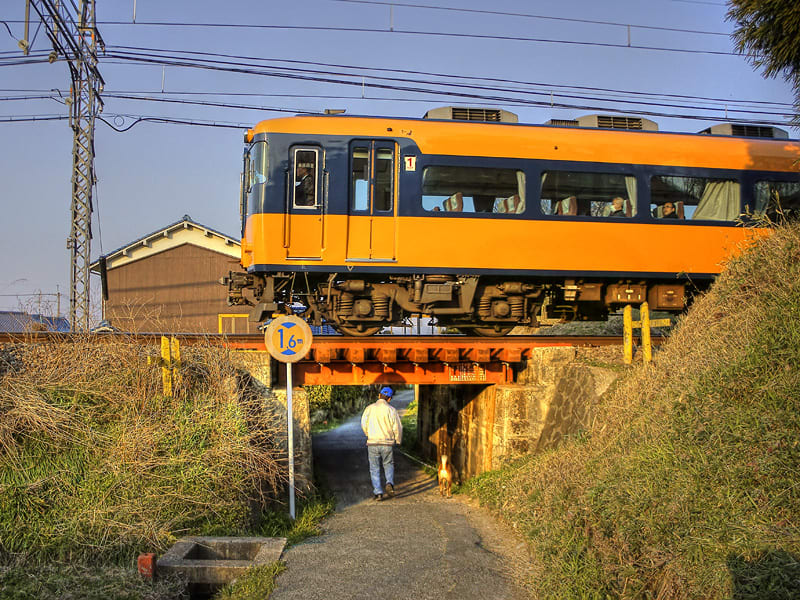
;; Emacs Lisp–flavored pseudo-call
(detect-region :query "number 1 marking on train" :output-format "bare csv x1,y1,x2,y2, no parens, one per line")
404,156,416,171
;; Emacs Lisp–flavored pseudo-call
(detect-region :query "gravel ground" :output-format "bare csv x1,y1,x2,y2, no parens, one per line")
271,389,532,600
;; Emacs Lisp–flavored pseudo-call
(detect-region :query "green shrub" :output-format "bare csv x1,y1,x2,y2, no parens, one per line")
306,385,371,428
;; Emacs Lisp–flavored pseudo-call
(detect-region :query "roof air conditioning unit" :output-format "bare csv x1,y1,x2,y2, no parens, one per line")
698,123,788,139
544,119,580,127
576,114,658,131
423,106,518,123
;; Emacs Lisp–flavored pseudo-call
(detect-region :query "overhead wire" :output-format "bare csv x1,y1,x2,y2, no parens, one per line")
100,91,791,127
7,50,788,125
97,114,248,131
3,18,740,57
6,83,792,111
327,0,731,37
106,44,793,110
3,88,790,121
100,23,747,57
3,4,791,129
100,50,792,121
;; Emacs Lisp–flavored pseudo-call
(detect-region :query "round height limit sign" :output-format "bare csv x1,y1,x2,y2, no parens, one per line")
264,315,313,363
263,315,313,520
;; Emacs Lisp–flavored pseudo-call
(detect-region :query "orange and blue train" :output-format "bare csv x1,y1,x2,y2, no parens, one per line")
223,108,800,335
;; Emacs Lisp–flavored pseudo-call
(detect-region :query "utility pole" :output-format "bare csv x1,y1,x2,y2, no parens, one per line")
22,0,104,331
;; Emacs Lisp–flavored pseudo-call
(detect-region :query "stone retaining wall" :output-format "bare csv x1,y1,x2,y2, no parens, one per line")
418,347,619,482
233,352,313,495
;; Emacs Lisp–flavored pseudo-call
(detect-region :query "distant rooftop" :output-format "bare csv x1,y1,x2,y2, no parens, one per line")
91,214,240,271
0,311,70,333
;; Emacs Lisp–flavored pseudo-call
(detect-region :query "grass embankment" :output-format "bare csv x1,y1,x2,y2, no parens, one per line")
0,338,332,599
465,223,800,599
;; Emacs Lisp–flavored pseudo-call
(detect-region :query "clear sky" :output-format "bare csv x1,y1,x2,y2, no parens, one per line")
0,0,795,315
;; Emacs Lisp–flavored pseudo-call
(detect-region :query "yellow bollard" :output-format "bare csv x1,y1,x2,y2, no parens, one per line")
160,336,172,396
170,337,182,392
623,304,633,365
641,301,652,363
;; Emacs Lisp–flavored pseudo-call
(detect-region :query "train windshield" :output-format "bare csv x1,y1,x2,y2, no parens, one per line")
244,140,268,220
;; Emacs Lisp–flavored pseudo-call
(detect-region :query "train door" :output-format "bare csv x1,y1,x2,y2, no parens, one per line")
346,141,397,261
286,147,324,259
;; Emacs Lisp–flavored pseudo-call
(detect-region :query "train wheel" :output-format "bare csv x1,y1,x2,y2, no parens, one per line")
335,324,383,337
470,325,515,337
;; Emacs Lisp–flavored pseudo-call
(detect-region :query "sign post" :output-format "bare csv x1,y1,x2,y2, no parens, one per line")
264,315,313,519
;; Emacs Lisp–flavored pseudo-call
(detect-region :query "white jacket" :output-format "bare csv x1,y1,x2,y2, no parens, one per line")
361,398,402,446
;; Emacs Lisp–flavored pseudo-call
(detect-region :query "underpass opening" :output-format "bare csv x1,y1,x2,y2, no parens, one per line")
235,342,623,500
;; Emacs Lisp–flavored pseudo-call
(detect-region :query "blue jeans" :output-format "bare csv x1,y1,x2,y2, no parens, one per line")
367,444,394,495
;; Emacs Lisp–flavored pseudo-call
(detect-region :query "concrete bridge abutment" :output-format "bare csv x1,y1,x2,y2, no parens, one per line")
417,347,619,483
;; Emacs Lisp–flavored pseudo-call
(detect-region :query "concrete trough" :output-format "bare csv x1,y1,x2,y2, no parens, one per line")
157,536,286,589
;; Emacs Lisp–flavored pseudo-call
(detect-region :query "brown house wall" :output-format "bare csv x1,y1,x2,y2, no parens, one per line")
104,244,250,333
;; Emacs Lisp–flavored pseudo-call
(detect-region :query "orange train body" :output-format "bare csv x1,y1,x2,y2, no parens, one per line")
225,112,799,335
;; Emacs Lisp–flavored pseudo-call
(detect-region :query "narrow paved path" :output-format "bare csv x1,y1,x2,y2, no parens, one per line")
271,389,531,600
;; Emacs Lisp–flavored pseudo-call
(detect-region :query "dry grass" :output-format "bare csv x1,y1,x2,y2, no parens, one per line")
0,334,288,564
465,223,800,599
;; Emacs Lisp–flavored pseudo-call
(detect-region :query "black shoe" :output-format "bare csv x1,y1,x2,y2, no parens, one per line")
385,483,395,497
374,493,383,501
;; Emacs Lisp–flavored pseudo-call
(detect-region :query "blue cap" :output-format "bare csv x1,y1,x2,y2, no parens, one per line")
380,386,394,398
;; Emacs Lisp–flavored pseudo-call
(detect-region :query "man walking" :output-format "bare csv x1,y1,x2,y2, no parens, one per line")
361,386,403,501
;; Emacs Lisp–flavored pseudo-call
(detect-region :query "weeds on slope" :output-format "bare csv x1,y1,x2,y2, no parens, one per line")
465,223,800,600
0,335,288,564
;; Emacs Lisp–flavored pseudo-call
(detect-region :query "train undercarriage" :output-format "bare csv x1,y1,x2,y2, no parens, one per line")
223,271,688,336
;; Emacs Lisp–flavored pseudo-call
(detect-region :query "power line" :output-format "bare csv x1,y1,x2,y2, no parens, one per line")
104,93,321,115
0,114,68,122
4,45,790,124
106,44,792,110
103,88,791,120
327,0,731,37
101,91,792,127
97,114,248,131
9,84,793,110
101,51,792,121
23,20,741,57
5,88,790,120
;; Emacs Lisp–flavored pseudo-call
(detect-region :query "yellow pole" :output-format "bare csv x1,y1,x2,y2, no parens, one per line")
623,305,633,365
641,302,652,363
170,337,182,392
160,336,172,396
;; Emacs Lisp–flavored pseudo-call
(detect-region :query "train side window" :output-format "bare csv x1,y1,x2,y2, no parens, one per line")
351,147,369,211
292,148,319,208
540,171,637,217
650,175,740,221
421,166,525,214
752,180,800,221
